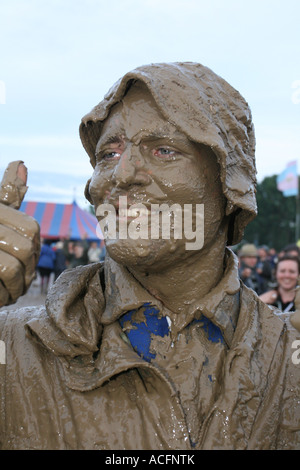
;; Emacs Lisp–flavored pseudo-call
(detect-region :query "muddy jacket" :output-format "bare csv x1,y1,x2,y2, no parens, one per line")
1,250,300,450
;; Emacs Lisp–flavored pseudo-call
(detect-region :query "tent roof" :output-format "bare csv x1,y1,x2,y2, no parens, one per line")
20,200,103,241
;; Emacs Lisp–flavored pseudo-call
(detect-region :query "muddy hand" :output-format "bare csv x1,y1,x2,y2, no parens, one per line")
0,161,40,307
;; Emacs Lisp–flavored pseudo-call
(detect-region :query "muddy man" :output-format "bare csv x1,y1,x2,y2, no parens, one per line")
1,62,300,450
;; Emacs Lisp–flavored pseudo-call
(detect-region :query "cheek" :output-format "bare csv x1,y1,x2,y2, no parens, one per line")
157,164,203,203
277,272,294,282
192,159,223,200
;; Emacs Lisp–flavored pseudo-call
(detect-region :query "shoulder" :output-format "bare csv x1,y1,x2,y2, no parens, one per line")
0,304,48,373
239,283,290,346
241,285,300,374
0,304,46,337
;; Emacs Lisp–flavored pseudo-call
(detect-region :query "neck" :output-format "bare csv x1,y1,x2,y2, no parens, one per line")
278,285,295,302
128,236,227,315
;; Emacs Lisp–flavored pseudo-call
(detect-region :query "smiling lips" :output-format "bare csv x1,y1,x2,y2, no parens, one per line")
105,195,170,221
118,207,149,219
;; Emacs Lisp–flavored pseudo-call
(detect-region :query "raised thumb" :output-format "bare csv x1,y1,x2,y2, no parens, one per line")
0,160,28,209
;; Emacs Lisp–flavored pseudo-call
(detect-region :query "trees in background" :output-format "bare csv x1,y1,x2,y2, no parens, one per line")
243,175,298,251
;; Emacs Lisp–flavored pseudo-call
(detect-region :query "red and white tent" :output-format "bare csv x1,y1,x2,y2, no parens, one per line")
20,200,102,241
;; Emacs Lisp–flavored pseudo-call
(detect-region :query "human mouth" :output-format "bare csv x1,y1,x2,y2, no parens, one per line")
118,206,150,220
281,279,295,289
107,195,160,221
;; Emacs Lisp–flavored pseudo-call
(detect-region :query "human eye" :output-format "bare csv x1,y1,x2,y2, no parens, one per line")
96,147,122,163
153,147,181,159
102,150,121,160
96,136,124,163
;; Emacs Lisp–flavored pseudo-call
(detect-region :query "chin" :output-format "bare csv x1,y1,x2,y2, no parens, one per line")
105,237,188,271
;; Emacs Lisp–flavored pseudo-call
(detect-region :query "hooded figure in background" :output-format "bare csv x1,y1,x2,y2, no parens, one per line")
1,62,300,450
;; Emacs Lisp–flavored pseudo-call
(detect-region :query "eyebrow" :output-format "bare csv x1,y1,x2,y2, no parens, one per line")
140,133,197,152
96,135,124,155
100,135,124,146
141,133,190,144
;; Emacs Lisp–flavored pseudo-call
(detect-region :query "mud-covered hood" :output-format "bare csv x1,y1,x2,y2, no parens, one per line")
79,62,257,245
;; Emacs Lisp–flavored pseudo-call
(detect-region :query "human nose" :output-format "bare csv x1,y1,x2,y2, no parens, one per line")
112,143,149,188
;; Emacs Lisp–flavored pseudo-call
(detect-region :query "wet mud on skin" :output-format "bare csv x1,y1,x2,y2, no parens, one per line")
0,160,41,306
0,274,48,311
1,63,300,450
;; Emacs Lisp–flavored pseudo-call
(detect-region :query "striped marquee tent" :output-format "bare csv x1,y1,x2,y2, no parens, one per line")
20,200,102,241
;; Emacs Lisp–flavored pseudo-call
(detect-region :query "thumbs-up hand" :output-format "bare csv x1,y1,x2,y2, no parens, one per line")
0,161,40,307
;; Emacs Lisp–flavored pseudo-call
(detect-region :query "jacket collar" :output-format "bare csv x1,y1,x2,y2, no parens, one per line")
102,248,241,346
26,249,242,391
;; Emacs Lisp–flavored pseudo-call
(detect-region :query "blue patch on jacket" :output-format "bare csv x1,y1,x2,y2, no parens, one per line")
119,303,169,362
193,314,225,344
119,303,224,362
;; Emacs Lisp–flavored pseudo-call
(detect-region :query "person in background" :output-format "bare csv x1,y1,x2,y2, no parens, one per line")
87,241,102,263
37,239,56,294
63,237,89,268
259,254,300,313
238,243,266,295
267,247,278,271
256,245,274,289
281,243,300,259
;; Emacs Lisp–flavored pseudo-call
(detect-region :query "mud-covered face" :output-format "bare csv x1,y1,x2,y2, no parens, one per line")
88,82,226,270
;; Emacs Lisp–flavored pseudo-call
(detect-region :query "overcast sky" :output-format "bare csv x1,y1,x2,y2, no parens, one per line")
0,0,299,207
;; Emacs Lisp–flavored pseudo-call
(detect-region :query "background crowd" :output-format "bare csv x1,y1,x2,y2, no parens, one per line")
237,242,300,313
36,237,106,294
